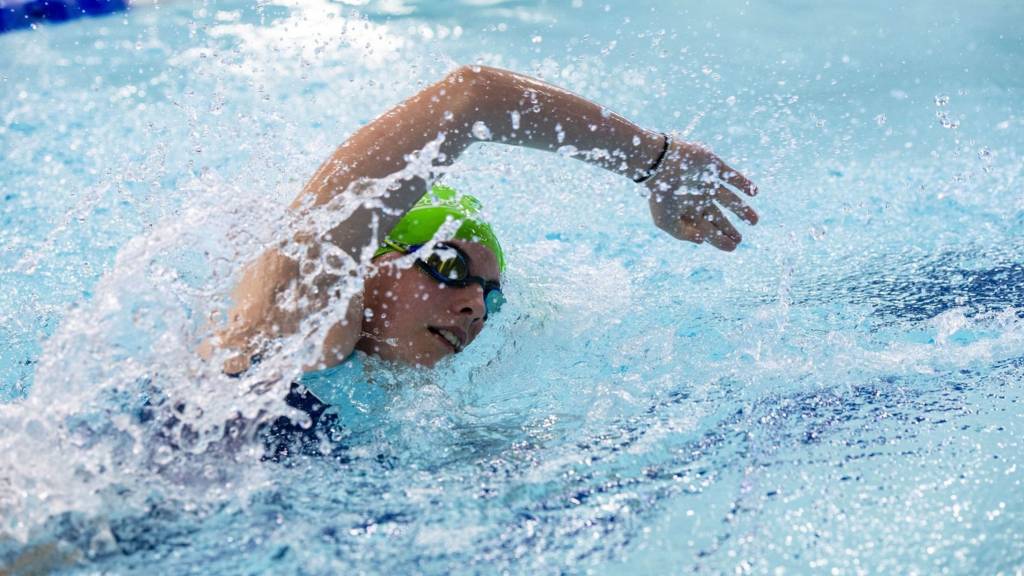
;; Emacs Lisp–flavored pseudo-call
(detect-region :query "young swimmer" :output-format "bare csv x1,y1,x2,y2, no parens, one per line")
1,65,761,574
212,65,759,378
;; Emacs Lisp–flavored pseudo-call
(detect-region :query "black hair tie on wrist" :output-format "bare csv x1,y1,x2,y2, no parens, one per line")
634,132,670,184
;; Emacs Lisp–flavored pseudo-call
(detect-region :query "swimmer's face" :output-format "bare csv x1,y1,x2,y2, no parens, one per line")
357,240,500,367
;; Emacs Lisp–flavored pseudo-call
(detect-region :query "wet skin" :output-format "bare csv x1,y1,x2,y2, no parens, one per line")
356,240,500,367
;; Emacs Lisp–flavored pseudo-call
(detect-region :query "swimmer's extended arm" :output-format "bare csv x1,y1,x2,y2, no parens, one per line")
215,65,758,372
462,66,758,249
303,64,757,252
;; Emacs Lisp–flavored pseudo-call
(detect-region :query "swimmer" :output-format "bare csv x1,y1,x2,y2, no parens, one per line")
4,65,761,575
210,65,758,375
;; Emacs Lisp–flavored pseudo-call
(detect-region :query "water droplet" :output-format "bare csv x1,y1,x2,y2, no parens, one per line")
936,111,959,129
978,146,993,172
471,121,492,140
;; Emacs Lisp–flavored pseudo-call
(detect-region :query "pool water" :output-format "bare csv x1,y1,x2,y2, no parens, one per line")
1,0,1023,573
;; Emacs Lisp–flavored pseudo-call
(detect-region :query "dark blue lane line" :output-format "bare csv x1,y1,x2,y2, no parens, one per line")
0,0,127,34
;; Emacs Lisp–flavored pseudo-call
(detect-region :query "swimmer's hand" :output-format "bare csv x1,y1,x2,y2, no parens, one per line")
644,139,758,252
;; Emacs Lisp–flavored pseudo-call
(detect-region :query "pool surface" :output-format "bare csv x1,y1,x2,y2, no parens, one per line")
1,0,1023,573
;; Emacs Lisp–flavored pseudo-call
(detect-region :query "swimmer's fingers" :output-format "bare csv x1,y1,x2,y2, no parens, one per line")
665,202,739,252
700,203,741,252
714,187,759,225
718,160,758,197
656,202,705,245
649,189,739,250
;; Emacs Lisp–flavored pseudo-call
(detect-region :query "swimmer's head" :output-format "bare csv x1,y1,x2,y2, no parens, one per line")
358,185,504,367
373,184,505,272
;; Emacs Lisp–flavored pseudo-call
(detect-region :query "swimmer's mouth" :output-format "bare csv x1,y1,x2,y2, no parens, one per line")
428,326,465,353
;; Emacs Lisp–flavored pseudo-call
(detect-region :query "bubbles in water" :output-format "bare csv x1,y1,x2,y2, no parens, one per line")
874,113,887,126
936,110,960,129
934,94,950,107
977,146,993,172
471,121,492,140
509,110,520,130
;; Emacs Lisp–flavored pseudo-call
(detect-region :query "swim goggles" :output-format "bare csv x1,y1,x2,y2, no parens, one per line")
382,239,505,318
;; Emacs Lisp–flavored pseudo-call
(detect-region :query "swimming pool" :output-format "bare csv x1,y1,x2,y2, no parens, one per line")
1,0,1022,572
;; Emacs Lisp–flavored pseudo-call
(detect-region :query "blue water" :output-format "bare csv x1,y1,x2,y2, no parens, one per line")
1,0,1023,573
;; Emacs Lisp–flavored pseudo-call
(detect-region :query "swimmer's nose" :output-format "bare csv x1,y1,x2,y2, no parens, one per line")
454,284,487,323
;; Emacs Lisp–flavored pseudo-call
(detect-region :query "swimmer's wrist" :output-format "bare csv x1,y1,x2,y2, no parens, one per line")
620,128,667,182
633,132,670,183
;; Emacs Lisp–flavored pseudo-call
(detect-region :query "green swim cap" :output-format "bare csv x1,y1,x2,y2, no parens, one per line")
374,184,505,272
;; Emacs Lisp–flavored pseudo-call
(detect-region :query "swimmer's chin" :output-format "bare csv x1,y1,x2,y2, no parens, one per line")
384,352,446,370
355,337,453,369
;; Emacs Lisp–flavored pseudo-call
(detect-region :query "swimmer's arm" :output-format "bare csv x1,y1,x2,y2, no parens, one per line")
300,65,673,243
204,248,364,374
429,65,759,251
304,64,757,252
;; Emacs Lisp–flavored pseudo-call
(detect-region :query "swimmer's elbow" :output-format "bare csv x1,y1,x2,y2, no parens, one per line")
446,64,481,85
444,64,492,104
449,63,506,83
